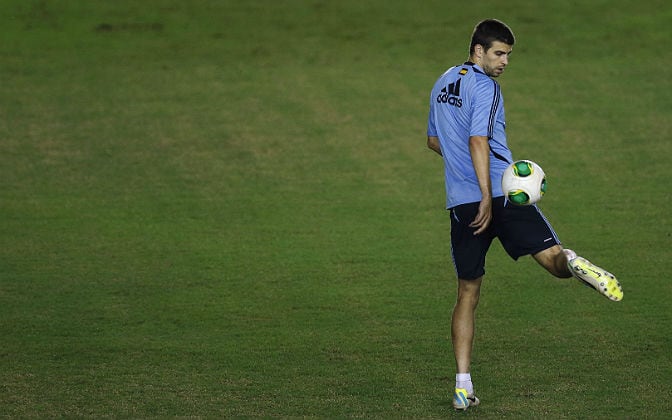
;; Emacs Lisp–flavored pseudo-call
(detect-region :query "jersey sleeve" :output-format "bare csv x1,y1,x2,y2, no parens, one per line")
469,78,500,139
427,92,437,137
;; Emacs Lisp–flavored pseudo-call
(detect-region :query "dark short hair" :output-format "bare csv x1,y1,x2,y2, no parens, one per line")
469,19,515,55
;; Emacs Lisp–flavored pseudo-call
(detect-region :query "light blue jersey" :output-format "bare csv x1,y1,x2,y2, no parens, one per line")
427,62,513,208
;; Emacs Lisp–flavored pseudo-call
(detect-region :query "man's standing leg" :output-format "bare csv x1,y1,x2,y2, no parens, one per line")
452,277,482,410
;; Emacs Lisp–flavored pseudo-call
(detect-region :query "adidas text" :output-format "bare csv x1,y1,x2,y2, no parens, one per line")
436,94,462,107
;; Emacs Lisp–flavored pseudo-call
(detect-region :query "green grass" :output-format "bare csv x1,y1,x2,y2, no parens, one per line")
1,0,671,417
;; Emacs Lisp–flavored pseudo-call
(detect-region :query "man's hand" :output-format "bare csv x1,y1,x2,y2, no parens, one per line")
469,197,492,235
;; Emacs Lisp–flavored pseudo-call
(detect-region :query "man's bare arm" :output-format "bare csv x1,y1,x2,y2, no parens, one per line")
427,136,442,156
468,135,492,235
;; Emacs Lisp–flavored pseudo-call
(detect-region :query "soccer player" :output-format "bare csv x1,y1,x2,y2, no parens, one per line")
425,19,623,411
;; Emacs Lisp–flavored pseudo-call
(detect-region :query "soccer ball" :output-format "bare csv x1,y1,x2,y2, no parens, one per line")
501,160,547,205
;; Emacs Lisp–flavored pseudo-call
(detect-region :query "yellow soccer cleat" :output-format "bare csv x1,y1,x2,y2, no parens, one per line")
453,388,480,410
568,256,623,302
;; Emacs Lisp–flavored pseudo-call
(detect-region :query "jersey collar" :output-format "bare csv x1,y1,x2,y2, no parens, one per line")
464,61,485,75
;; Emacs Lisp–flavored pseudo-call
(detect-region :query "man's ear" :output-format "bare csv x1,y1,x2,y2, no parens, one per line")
474,44,484,59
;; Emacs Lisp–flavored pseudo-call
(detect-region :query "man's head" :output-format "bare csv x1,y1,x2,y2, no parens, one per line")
469,19,515,78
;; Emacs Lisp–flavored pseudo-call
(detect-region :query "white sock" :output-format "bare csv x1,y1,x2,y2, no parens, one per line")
563,248,577,263
456,373,473,394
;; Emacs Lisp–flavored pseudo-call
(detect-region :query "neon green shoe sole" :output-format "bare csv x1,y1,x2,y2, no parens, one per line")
453,388,480,410
569,257,623,302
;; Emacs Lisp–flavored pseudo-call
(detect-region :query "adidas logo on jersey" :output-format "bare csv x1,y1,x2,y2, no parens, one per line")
437,78,462,107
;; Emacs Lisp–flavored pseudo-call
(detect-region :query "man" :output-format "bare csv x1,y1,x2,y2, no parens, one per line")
425,19,623,411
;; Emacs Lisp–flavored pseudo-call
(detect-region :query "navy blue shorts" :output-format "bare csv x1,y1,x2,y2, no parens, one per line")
449,196,560,280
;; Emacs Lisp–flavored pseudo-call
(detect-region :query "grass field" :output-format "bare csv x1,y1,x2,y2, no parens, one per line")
1,0,671,417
